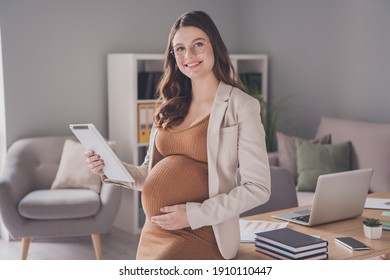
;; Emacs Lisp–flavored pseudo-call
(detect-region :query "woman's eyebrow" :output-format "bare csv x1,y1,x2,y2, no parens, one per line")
192,37,207,42
173,37,207,48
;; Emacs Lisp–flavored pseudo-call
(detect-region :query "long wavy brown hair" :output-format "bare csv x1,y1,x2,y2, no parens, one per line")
154,11,246,129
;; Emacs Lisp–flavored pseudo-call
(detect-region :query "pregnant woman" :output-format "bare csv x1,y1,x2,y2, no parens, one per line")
85,10,271,260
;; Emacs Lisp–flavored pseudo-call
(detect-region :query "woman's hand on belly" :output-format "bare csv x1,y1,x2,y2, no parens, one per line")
151,204,190,230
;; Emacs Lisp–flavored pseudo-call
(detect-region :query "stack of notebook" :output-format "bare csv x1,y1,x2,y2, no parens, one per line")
381,221,390,231
255,228,328,260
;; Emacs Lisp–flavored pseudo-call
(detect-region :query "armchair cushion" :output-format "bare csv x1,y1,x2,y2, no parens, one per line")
296,141,351,192
276,132,331,183
51,139,101,193
18,189,101,220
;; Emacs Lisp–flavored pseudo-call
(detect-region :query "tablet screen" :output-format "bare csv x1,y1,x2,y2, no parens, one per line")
69,124,135,183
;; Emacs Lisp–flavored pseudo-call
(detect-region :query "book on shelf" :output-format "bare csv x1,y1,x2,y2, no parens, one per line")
255,240,328,260
255,246,328,260
137,103,157,144
255,227,328,253
240,72,262,97
138,72,163,100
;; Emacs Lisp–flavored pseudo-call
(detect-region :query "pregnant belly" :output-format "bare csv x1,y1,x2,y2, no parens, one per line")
142,155,208,218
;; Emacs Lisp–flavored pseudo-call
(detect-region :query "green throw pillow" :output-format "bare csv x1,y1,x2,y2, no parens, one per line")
296,141,351,192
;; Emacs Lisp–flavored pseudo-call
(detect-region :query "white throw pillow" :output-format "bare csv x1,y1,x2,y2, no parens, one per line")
51,139,101,193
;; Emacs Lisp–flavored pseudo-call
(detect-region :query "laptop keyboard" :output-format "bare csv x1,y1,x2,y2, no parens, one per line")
292,214,310,223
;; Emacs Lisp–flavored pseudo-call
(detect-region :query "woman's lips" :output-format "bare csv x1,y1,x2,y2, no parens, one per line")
185,61,202,68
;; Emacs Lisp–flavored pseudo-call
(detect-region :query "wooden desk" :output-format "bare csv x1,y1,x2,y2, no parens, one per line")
236,193,390,260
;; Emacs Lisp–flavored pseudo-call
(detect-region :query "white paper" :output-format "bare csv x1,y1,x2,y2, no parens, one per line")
239,219,289,242
364,198,390,210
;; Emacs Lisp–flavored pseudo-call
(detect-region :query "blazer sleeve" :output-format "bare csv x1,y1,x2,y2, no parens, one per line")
186,97,271,229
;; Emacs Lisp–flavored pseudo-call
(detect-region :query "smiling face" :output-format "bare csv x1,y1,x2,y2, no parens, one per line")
171,26,216,82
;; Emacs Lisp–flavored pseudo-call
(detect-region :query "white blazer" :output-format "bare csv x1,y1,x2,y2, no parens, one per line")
118,81,271,259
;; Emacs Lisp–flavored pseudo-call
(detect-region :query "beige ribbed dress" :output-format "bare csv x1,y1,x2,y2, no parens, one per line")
136,115,223,260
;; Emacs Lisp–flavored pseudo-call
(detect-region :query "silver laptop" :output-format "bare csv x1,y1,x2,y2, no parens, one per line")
272,168,373,226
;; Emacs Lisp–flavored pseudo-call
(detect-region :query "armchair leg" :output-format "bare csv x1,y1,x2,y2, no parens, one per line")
91,234,103,260
21,238,32,260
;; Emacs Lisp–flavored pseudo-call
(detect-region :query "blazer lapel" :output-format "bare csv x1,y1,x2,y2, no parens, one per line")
207,81,233,196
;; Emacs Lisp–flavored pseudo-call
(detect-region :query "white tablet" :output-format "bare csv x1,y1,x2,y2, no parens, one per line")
69,123,134,183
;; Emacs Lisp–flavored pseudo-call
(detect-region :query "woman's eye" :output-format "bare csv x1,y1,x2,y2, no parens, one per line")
176,47,185,53
194,42,205,48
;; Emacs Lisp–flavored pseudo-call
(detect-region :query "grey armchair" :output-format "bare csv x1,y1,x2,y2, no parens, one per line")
0,136,122,259
240,166,298,217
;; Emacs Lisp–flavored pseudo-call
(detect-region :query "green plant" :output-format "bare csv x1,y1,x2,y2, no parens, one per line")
362,218,382,227
241,73,292,152
262,97,291,152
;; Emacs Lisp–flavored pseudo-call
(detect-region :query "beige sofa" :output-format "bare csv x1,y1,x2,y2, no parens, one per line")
270,116,390,206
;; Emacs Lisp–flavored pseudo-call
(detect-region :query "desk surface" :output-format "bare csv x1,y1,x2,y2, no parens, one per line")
236,193,390,260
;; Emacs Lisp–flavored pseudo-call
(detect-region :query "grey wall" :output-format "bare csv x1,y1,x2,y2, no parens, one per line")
239,0,390,137
0,0,239,147
1,0,390,145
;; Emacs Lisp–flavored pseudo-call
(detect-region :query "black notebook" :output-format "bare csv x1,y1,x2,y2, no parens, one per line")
255,245,328,260
255,228,328,253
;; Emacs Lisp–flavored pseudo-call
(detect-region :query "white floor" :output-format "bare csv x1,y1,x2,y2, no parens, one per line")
0,227,140,260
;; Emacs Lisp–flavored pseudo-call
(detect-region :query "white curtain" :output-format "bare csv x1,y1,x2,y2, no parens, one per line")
0,25,9,241
0,25,6,174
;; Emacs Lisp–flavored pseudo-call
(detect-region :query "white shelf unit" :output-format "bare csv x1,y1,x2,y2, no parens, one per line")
231,54,268,103
108,53,164,234
107,53,268,234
